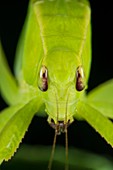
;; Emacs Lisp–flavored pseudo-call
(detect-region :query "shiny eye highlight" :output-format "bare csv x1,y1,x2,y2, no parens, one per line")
76,66,85,91
38,65,48,92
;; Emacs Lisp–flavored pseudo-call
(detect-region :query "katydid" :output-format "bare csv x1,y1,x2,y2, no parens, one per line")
0,0,113,169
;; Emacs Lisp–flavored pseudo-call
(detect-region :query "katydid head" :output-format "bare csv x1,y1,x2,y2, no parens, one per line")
38,62,85,125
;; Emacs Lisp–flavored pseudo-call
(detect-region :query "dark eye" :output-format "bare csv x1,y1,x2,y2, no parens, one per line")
38,65,48,92
76,66,85,91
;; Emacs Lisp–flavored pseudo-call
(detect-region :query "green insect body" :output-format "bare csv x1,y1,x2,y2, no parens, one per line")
0,0,113,166
16,0,91,131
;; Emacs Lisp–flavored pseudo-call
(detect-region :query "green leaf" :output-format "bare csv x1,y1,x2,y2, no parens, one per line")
1,145,113,170
87,79,113,119
87,101,113,119
0,97,42,164
77,101,113,147
0,43,19,105
87,79,113,101
0,104,24,133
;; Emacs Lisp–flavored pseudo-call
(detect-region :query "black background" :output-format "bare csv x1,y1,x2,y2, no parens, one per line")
0,0,113,159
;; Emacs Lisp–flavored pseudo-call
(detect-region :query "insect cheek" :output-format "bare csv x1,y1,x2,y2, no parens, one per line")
38,65,48,92
76,66,85,91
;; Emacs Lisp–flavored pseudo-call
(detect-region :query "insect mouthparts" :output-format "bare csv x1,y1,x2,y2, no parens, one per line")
50,119,70,135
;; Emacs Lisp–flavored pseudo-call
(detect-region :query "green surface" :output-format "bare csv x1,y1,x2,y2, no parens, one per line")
1,145,113,170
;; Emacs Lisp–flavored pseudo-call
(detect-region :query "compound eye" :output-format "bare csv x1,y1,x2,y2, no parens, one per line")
76,66,85,91
38,65,48,92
